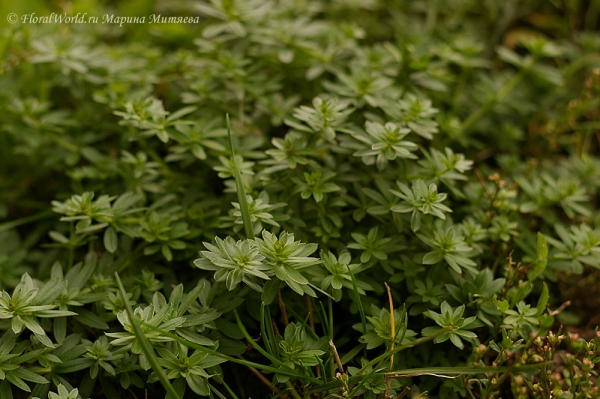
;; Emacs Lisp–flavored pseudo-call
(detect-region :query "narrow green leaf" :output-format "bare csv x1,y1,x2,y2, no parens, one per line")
261,278,279,305
510,281,532,308
74,308,109,329
529,232,548,281
227,114,254,239
5,373,31,392
340,343,364,365
104,227,118,253
35,278,66,305
53,317,67,343
536,282,549,317
0,380,12,399
114,272,181,399
212,375,240,399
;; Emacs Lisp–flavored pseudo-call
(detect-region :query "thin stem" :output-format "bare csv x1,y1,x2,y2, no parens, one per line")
329,340,344,373
305,295,315,332
306,295,321,379
0,209,54,232
458,65,531,136
213,375,241,399
328,297,334,378
260,304,273,356
48,132,79,152
277,289,289,325
285,381,303,399
385,282,396,371
585,0,600,31
68,222,75,269
146,322,321,383
138,138,173,177
233,310,322,384
357,330,446,375
237,355,279,394
384,282,395,399
114,272,181,399
451,67,468,112
327,297,334,341
425,0,438,35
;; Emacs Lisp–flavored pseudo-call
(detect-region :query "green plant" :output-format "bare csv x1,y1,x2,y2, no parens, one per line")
1,0,600,398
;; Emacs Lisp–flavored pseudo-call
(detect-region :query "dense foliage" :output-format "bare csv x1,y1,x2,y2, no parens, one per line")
1,0,600,398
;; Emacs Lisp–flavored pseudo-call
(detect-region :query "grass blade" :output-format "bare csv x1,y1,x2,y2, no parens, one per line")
114,272,181,399
226,114,254,239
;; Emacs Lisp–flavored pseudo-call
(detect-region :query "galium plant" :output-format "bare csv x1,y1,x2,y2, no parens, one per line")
0,0,600,398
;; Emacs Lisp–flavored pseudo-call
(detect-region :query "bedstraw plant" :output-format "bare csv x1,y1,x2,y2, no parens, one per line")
1,0,600,398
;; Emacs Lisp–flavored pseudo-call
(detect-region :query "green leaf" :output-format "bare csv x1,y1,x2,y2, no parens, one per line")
35,278,66,305
10,368,48,385
104,227,118,253
5,373,31,392
54,316,67,343
227,114,254,240
0,380,12,399
496,46,525,67
422,251,443,264
536,282,549,317
529,232,548,281
74,308,109,329
510,281,532,308
186,374,209,396
495,299,510,314
261,279,280,305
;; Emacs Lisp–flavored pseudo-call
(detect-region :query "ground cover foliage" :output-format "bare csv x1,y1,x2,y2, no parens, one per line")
1,0,600,398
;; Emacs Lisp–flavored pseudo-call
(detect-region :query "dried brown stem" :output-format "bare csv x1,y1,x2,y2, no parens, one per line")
550,300,571,316
237,355,280,394
277,289,289,325
329,340,344,373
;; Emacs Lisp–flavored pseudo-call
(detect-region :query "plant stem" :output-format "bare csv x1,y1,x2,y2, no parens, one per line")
237,355,280,393
0,209,54,232
451,67,468,112
147,322,322,383
357,330,447,375
285,381,303,399
68,222,75,269
114,272,181,399
425,0,438,35
233,310,323,384
328,297,334,378
213,376,241,399
384,282,395,399
385,282,396,371
277,289,289,325
458,66,530,136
